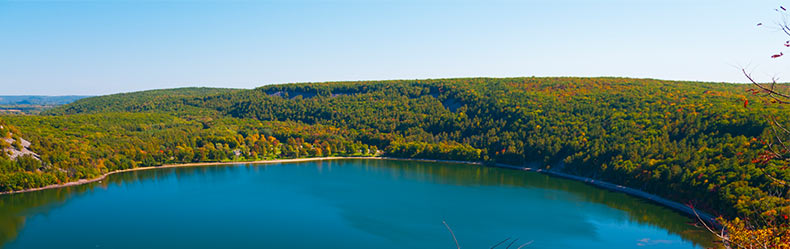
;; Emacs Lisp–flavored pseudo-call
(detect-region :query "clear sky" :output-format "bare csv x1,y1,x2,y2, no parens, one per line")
1,0,789,95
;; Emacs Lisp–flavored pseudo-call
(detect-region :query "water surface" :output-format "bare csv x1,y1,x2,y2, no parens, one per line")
0,159,716,248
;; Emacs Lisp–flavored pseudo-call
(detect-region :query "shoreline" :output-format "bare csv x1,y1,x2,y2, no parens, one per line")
0,156,719,227
0,157,371,196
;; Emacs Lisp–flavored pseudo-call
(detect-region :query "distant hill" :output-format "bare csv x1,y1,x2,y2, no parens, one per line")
47,87,241,115
0,96,89,106
0,95,91,114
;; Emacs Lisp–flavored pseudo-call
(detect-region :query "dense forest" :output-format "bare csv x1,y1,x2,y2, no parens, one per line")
2,77,789,225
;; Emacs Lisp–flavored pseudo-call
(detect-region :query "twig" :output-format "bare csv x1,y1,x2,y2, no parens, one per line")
516,240,533,249
768,116,790,152
771,115,790,135
506,238,519,249
442,220,461,249
490,237,511,249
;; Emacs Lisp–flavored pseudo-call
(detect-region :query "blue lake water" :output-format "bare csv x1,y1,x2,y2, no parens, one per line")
0,159,716,248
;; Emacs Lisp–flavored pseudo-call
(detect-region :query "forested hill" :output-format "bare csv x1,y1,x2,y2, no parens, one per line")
3,77,789,222
49,87,241,115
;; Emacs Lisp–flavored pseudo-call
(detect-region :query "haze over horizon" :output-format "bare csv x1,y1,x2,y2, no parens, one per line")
2,0,789,95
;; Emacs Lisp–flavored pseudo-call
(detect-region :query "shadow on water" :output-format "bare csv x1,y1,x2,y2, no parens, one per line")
0,159,718,248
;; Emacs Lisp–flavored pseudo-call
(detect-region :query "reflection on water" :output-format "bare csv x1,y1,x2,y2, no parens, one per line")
0,159,717,249
348,159,716,247
0,178,99,245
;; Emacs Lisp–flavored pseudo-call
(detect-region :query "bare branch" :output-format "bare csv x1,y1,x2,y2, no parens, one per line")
691,208,728,243
742,69,790,103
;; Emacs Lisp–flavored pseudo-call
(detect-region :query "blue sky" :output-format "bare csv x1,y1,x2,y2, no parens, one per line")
1,0,789,95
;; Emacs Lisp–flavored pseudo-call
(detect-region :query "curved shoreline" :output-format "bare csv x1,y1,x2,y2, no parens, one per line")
491,163,720,228
377,157,719,228
0,156,719,228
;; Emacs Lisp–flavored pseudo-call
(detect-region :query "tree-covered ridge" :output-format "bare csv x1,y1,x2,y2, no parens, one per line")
8,77,790,222
48,87,241,116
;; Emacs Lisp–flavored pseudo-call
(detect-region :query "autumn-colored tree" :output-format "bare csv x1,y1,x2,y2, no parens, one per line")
706,5,790,249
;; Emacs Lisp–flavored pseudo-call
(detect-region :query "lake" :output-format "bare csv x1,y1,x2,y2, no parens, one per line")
0,159,716,249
